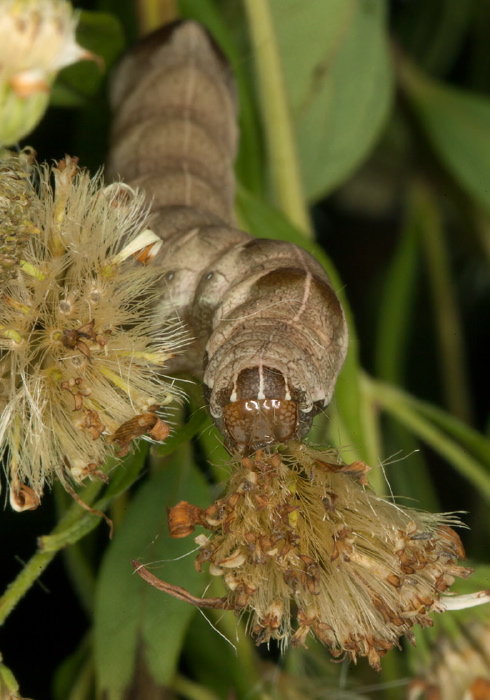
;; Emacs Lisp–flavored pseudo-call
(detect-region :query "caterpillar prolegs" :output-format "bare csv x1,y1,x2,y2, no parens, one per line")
107,21,348,454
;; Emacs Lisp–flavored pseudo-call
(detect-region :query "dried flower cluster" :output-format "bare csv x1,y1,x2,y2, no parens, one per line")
0,153,184,510
0,0,94,146
408,619,490,700
0,147,38,284
135,443,477,671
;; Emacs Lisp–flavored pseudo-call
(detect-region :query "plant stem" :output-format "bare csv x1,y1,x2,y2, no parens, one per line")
68,656,95,700
415,180,473,425
0,548,56,626
0,479,104,626
358,376,385,495
366,377,490,503
243,0,312,236
172,675,221,700
136,0,177,36
375,184,420,385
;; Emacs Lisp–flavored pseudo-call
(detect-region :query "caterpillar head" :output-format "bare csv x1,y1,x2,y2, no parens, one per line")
203,363,329,455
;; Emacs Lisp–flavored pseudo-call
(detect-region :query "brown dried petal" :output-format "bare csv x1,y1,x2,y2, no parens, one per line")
134,243,157,264
253,601,284,644
108,412,169,455
322,490,338,511
10,482,40,512
80,409,106,440
315,458,371,484
331,527,354,562
61,328,79,350
77,320,96,340
62,380,86,411
436,524,466,559
76,339,92,361
386,573,401,588
168,501,204,538
84,462,110,484
148,416,170,441
342,460,371,485
299,555,321,595
232,582,257,608
468,678,490,700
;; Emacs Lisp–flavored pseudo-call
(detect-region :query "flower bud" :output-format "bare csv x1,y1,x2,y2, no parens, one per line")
0,0,97,146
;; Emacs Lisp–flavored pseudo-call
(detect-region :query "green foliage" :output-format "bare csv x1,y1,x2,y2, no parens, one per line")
393,0,472,76
51,11,125,107
402,62,490,214
94,453,210,698
1,1,490,699
268,0,393,202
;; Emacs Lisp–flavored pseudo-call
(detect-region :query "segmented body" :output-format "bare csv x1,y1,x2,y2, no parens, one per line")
108,21,348,453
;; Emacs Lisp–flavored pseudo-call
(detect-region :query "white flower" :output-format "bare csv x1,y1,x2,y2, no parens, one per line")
0,0,96,145
0,153,186,509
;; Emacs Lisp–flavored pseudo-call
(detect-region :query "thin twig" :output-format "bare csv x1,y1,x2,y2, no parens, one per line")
131,560,234,609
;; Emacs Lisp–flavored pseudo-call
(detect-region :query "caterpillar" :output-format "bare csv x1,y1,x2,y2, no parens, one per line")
107,20,348,454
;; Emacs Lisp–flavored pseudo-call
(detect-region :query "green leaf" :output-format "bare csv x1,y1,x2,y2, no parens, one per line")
51,11,124,107
469,0,490,93
395,391,490,472
378,417,440,512
0,654,20,698
100,443,149,503
183,613,251,699
402,60,490,213
99,0,138,45
153,409,208,459
268,0,393,201
375,188,421,385
94,456,211,698
39,446,149,553
368,378,490,504
53,634,93,700
236,184,340,277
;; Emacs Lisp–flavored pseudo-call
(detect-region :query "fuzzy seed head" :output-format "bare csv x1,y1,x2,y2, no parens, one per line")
0,148,39,285
164,445,474,670
0,154,185,508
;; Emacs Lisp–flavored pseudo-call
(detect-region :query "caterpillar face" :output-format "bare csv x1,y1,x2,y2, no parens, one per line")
204,365,312,454
108,21,348,453
204,350,343,454
222,399,300,454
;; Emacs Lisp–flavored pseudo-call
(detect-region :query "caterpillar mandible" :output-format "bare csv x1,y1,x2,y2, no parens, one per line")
107,21,348,454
